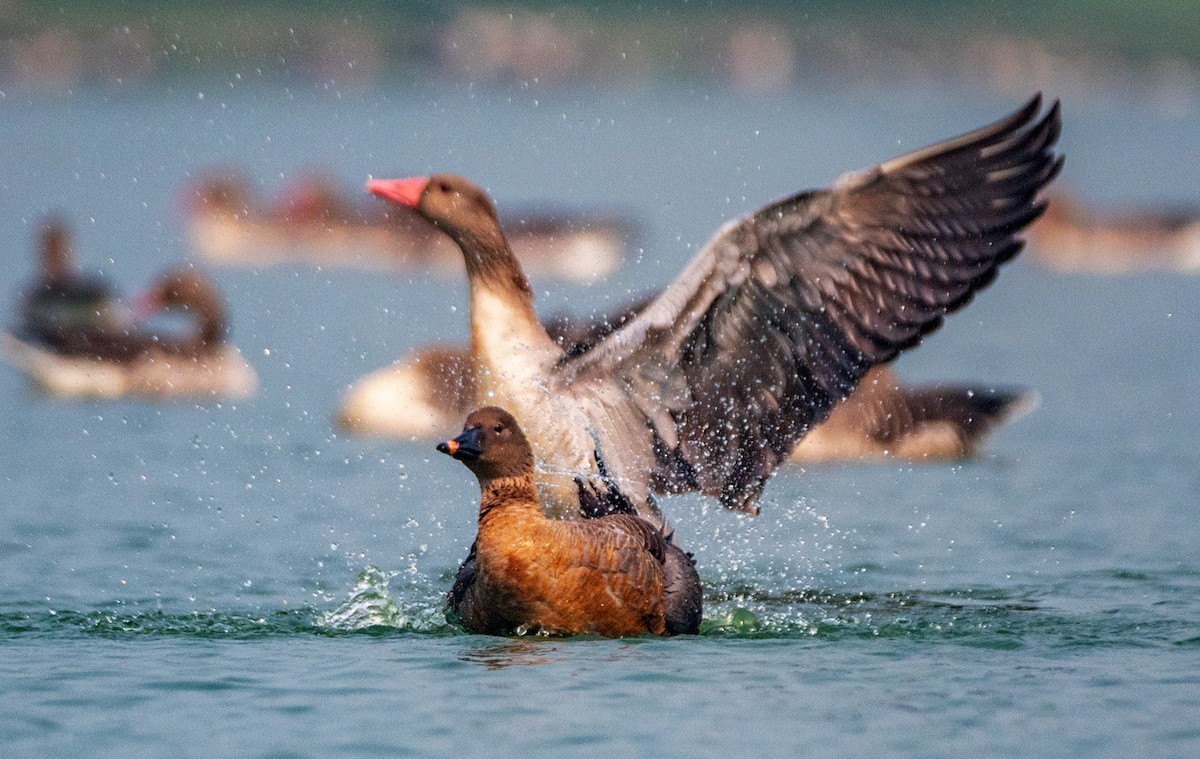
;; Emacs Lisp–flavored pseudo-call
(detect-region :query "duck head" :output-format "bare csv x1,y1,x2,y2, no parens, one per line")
135,266,228,350
438,406,534,483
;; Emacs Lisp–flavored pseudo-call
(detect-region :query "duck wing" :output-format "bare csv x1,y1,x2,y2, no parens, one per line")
576,514,701,635
557,94,1062,514
447,539,478,624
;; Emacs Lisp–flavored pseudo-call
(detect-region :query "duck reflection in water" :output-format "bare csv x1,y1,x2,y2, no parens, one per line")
459,640,562,670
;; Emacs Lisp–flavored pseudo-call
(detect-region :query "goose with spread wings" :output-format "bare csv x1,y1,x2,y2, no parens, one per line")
368,94,1063,524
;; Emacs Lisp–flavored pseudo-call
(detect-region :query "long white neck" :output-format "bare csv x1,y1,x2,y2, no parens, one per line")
469,279,561,393
467,279,600,517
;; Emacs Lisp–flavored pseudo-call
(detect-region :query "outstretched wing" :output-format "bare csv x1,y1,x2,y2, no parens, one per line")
558,95,1062,514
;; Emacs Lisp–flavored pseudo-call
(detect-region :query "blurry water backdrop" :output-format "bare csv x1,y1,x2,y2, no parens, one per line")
2,81,1199,757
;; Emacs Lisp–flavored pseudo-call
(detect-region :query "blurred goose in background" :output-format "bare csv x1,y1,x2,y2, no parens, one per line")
787,365,1037,462
1028,191,1200,273
184,169,631,282
3,266,256,399
337,297,652,439
440,406,702,637
339,343,473,438
14,216,130,352
366,95,1062,525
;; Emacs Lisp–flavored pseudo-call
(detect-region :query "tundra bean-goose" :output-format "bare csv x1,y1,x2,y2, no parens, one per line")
369,94,1062,523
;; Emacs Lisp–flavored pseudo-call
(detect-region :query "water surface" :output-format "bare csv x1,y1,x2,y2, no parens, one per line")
2,84,1199,758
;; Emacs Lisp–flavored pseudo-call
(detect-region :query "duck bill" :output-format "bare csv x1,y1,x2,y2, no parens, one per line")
366,177,429,208
132,289,164,320
436,427,482,461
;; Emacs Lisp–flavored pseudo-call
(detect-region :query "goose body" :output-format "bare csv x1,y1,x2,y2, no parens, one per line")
3,267,256,400
369,95,1062,522
787,366,1037,462
2,334,256,399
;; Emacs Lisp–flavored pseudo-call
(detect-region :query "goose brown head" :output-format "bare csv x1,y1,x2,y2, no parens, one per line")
368,173,499,232
368,174,527,291
136,266,229,352
438,406,534,484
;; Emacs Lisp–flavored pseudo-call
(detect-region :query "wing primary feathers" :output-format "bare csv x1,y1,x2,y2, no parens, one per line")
551,96,1062,515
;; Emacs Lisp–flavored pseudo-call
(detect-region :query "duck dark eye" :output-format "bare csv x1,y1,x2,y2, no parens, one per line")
493,424,504,433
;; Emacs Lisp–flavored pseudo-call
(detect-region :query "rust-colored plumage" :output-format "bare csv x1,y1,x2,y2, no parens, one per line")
439,407,700,637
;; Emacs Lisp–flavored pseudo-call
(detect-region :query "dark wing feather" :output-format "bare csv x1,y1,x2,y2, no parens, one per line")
446,539,480,627
586,514,668,565
557,95,1062,514
544,296,653,356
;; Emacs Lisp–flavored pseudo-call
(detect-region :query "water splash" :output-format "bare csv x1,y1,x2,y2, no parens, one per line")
700,607,764,635
1,581,1191,648
316,564,454,633
316,565,406,630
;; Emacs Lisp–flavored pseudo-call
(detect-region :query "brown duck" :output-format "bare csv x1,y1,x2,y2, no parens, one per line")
370,95,1062,524
439,406,702,637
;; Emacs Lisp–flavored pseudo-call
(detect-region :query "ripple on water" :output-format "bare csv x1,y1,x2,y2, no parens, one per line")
3,571,1191,654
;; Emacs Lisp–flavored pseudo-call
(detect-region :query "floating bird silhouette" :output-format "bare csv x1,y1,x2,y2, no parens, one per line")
184,169,630,282
4,266,256,399
1028,190,1200,273
13,216,128,352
